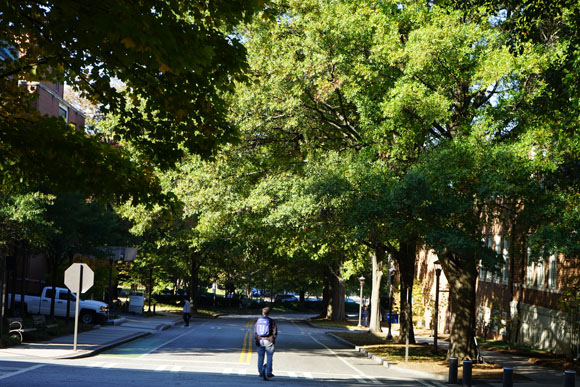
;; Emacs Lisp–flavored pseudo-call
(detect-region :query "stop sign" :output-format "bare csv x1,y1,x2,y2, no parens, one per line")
64,263,94,294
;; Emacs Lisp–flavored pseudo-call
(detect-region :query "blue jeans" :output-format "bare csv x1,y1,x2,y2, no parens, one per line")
256,339,275,376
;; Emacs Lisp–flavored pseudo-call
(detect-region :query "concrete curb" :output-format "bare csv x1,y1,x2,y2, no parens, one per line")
326,332,447,383
305,320,350,331
55,331,151,359
108,317,127,326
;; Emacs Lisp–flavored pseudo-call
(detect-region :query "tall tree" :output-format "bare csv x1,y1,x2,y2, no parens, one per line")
0,0,262,202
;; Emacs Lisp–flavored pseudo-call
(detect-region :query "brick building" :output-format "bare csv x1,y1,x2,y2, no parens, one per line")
20,79,85,129
416,235,580,356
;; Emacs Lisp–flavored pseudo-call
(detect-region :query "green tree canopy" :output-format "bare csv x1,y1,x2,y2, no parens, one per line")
0,0,262,203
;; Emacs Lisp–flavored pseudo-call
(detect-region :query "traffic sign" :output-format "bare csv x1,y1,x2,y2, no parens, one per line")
64,263,94,294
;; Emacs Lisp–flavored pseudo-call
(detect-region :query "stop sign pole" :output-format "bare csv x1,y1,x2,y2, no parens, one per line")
64,263,94,351
73,265,83,351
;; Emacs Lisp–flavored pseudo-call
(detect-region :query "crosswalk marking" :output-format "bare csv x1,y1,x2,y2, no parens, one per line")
0,364,46,381
354,375,381,384
81,363,390,382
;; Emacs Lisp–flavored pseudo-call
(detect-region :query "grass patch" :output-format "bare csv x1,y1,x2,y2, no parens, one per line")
479,339,548,356
332,331,391,346
331,332,527,380
309,319,364,331
366,343,447,363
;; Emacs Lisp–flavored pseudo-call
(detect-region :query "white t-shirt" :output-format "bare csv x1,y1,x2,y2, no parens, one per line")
183,300,190,314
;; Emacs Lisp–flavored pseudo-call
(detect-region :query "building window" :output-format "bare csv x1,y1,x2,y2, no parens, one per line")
502,239,509,284
548,255,557,289
58,104,68,122
479,237,486,281
526,248,535,286
477,306,484,326
494,235,502,284
537,259,545,287
486,236,493,282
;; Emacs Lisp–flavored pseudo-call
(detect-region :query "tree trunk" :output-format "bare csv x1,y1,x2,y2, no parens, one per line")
19,250,27,316
0,252,6,339
49,253,58,318
369,246,385,334
441,251,479,360
330,271,346,322
320,268,331,318
190,254,200,312
395,238,416,344
325,261,346,321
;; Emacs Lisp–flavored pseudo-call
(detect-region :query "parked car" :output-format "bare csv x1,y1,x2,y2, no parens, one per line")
8,286,108,324
152,288,188,305
275,294,298,303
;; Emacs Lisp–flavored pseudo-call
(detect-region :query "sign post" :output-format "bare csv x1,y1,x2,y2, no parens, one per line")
64,263,94,351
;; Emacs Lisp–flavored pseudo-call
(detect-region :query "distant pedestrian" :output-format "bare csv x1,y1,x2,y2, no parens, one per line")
362,305,369,327
183,298,191,327
254,306,277,380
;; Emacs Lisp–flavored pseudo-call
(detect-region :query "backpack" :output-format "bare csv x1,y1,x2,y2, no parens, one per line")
256,317,271,337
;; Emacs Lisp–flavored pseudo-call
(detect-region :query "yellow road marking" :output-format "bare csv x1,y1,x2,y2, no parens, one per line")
239,331,249,363
239,320,254,363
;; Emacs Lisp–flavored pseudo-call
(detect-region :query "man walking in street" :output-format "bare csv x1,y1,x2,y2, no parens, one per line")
183,297,191,327
254,306,277,380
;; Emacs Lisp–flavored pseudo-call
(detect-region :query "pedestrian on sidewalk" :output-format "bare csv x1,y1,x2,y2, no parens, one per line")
254,306,277,380
362,304,369,327
183,297,191,327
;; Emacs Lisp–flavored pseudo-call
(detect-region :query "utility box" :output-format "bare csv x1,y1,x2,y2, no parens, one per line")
128,292,144,314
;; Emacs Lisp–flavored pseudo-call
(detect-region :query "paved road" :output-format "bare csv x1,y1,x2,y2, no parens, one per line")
0,314,444,386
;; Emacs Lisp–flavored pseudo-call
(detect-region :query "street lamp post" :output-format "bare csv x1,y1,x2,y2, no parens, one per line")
357,276,365,328
434,260,442,353
387,268,396,340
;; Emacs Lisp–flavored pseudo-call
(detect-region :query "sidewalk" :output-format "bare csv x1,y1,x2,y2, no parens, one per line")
0,312,183,359
323,316,569,386
399,327,568,386
413,334,566,386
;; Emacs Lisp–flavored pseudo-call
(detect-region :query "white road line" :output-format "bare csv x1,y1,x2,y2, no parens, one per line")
101,363,115,368
308,333,369,378
222,368,232,374
171,365,181,372
237,369,247,376
304,372,313,379
0,364,45,380
288,371,297,378
156,365,167,371
139,326,201,358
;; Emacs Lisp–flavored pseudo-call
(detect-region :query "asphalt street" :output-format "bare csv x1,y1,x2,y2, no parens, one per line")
0,314,445,386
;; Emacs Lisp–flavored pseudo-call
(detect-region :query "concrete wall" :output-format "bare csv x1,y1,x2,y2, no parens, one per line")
511,301,575,355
